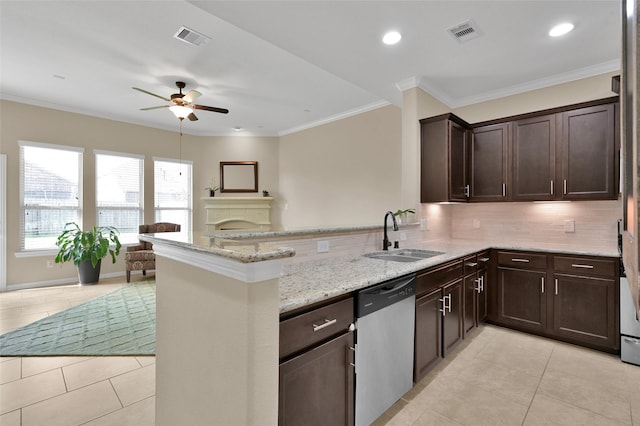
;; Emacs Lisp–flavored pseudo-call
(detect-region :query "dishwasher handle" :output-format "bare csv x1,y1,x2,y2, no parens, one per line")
374,276,416,295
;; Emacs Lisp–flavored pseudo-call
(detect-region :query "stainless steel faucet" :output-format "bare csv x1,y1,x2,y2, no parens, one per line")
383,211,399,250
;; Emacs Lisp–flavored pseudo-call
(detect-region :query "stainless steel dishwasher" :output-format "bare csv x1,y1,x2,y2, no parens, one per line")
355,274,416,426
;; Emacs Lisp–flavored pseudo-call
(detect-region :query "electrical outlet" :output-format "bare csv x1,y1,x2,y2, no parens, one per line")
317,240,329,253
473,219,480,229
564,219,575,233
400,232,407,241
420,218,429,231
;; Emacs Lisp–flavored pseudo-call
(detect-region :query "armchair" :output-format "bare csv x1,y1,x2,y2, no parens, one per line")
125,222,181,283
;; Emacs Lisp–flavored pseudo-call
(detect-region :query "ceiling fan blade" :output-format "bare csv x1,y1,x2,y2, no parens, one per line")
132,87,171,102
183,90,202,103
193,104,229,114
140,105,170,111
188,112,198,121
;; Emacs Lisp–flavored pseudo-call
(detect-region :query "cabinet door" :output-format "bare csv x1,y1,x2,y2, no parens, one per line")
512,114,557,201
552,274,618,350
560,104,616,200
496,267,547,333
279,331,354,426
477,268,488,325
414,288,443,382
449,121,468,201
470,123,509,201
463,273,477,336
442,279,464,357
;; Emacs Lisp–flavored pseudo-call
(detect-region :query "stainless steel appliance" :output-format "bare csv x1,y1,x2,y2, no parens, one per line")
621,274,640,365
355,274,416,426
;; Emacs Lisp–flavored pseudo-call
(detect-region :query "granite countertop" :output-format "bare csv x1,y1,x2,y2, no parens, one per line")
278,239,619,314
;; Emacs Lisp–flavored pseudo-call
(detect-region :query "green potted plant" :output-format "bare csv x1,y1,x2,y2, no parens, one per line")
205,178,220,197
393,208,416,224
54,222,121,285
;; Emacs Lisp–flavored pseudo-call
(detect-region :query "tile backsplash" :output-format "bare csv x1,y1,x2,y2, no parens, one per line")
450,200,621,252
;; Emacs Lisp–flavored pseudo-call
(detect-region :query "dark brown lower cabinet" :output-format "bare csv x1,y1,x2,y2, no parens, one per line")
414,288,443,382
442,279,463,357
552,274,618,349
279,331,354,426
496,267,547,333
477,265,489,324
492,250,620,353
463,273,477,336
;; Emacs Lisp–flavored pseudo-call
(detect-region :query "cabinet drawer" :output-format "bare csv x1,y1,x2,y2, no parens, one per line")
280,297,354,359
417,260,463,296
463,255,479,275
477,251,491,270
498,251,547,269
554,256,617,277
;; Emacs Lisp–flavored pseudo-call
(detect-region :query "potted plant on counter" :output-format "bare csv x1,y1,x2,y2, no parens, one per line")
54,222,121,285
393,208,416,224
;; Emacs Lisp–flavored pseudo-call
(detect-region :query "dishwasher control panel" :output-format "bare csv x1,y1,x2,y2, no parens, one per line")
357,274,416,318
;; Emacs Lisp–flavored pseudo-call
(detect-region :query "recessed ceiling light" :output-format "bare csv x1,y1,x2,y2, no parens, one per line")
382,31,402,45
549,22,574,37
233,126,243,132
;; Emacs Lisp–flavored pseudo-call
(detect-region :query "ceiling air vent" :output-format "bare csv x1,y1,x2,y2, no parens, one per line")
447,20,482,43
173,26,211,46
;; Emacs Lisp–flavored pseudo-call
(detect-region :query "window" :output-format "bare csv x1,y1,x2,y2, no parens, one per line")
95,150,143,244
19,141,83,251
154,158,192,233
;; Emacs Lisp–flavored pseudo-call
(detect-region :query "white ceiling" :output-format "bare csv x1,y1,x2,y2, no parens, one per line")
0,1,621,137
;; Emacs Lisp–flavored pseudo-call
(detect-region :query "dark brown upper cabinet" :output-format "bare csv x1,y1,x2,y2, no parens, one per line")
420,97,619,203
420,114,469,203
470,123,509,201
512,114,557,201
560,103,617,200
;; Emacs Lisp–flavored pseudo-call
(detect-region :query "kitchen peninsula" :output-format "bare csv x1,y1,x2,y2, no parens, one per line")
143,226,619,425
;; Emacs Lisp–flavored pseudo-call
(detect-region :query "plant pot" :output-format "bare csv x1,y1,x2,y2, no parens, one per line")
209,190,215,197
78,259,101,285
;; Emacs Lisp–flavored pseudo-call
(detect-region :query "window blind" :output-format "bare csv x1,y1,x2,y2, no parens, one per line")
19,141,83,250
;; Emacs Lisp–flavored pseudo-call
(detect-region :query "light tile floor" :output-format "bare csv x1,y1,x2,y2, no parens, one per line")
1,277,639,425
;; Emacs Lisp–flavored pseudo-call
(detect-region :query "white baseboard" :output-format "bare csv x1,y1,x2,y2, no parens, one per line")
5,271,128,292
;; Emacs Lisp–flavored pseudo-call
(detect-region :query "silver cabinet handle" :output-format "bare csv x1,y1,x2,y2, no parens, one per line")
624,337,640,345
541,277,545,294
439,297,447,316
479,257,490,263
555,279,559,296
466,262,478,267
448,294,452,312
480,276,484,292
571,264,594,269
512,258,530,263
563,179,567,195
474,278,482,293
465,185,470,197
550,180,554,195
312,318,337,332
502,183,506,197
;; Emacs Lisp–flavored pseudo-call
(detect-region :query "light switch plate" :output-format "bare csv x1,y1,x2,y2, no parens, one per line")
564,219,575,233
473,219,480,229
400,232,407,241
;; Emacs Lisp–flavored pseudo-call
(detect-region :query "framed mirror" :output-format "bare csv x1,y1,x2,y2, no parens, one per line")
220,161,258,193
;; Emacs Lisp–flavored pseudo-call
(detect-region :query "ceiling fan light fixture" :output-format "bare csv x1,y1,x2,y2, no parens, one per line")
169,105,193,119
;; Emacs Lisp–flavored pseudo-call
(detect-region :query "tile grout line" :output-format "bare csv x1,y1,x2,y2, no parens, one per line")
520,342,555,426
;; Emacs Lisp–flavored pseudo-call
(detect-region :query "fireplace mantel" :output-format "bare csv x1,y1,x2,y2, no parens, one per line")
202,196,273,231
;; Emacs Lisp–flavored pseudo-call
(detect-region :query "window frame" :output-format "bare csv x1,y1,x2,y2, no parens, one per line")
18,140,84,253
153,156,193,234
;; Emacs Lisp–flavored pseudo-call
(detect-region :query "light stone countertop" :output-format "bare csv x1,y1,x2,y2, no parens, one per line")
278,239,619,314
140,230,618,314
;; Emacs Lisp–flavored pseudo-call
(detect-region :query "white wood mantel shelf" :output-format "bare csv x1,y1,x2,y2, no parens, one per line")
202,196,273,231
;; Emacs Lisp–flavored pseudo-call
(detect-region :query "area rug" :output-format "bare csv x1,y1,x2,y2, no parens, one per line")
0,283,156,356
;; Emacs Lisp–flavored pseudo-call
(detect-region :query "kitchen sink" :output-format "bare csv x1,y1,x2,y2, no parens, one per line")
364,249,445,263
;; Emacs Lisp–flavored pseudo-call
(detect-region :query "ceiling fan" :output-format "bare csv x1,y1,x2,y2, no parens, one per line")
132,81,229,121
